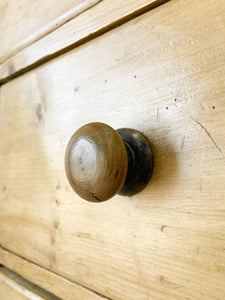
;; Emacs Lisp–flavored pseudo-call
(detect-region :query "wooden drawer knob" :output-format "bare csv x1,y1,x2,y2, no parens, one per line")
65,122,153,202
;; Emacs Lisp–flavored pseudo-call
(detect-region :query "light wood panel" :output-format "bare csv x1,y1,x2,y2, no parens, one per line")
0,0,168,83
1,0,225,299
0,0,101,65
0,266,59,300
0,248,107,300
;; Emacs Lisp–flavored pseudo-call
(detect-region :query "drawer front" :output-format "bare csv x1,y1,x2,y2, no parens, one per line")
1,0,225,299
0,267,58,300
0,248,105,300
0,0,86,64
0,0,168,83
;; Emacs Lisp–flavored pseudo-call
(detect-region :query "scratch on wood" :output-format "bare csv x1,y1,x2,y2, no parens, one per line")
133,234,142,284
50,250,56,268
77,232,91,239
36,103,45,122
133,247,141,284
156,107,159,121
181,136,185,151
159,275,180,288
200,179,203,192
190,117,224,157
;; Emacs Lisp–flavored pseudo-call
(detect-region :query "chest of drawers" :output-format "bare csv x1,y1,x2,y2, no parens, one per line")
1,1,225,299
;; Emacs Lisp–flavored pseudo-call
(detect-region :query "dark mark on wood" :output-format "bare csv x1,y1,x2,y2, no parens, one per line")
92,193,101,202
161,225,167,232
50,235,55,245
53,221,59,230
36,103,44,121
74,86,79,93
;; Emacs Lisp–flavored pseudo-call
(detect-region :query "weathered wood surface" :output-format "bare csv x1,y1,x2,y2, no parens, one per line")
0,248,106,300
0,0,168,83
0,0,93,64
0,266,59,300
1,0,225,299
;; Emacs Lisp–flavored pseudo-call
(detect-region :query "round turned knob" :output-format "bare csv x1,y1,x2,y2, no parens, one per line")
65,122,153,202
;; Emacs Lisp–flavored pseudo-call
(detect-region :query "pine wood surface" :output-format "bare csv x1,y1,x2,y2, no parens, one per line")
0,0,168,83
0,0,93,64
0,248,106,300
1,0,225,299
0,266,59,300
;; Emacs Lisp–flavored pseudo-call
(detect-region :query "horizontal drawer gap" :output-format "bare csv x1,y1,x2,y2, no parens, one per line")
0,0,170,84
0,247,110,300
0,265,60,299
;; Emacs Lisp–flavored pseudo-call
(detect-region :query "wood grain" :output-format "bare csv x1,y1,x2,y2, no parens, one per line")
65,122,128,202
0,266,59,300
0,248,107,300
0,0,169,83
0,0,100,65
1,0,225,299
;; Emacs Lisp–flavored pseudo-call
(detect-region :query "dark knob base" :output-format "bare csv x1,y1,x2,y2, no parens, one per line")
116,128,154,196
